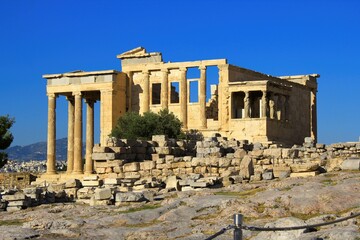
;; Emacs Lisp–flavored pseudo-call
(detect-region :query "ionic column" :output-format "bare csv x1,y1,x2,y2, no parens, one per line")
244,91,250,118
126,72,133,111
85,99,95,174
142,70,150,113
261,91,267,118
179,67,188,129
73,92,83,174
46,93,56,174
161,69,169,109
66,96,74,174
199,66,207,128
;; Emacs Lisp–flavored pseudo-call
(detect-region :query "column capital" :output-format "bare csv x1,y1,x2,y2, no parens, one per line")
142,70,150,75
179,67,187,72
199,66,207,71
47,93,57,98
161,68,169,73
73,91,82,97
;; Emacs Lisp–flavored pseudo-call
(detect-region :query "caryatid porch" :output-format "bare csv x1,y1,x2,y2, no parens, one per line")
43,70,126,175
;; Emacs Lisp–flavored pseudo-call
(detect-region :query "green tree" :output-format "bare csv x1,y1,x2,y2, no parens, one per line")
111,109,183,140
0,115,15,168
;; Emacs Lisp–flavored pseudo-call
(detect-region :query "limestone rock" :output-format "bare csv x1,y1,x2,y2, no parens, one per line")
341,158,360,170
115,192,145,202
239,156,254,179
252,217,306,240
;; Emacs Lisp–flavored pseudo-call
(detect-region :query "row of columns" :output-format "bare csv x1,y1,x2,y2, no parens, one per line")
140,66,208,129
240,91,289,120
47,92,95,175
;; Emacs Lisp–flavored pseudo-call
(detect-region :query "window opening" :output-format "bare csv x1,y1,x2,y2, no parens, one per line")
152,83,161,105
232,92,245,119
189,80,199,103
170,82,180,103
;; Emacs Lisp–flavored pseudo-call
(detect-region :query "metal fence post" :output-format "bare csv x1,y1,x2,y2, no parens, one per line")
233,214,243,240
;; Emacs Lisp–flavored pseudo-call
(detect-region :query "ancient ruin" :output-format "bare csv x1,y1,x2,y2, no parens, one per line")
42,47,319,175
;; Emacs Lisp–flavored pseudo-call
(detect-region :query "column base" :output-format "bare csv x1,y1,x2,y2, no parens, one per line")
46,171,57,175
72,171,83,174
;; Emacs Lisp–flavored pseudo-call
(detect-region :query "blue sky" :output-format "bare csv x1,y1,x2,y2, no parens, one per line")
1,0,359,146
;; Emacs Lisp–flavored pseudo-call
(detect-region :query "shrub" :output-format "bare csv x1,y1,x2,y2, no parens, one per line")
111,109,183,140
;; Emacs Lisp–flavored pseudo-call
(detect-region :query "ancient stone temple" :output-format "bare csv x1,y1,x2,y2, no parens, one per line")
43,47,319,174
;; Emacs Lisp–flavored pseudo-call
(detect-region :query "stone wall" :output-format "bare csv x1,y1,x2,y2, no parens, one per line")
0,173,37,190
93,135,360,183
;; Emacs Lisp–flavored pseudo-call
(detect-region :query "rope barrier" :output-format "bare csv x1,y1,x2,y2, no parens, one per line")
241,211,360,231
204,225,234,240
205,212,360,240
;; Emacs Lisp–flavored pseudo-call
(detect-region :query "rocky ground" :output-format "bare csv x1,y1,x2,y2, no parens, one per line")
1,171,360,240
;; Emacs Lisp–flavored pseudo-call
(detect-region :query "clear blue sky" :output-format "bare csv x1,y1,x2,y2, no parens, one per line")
1,0,359,146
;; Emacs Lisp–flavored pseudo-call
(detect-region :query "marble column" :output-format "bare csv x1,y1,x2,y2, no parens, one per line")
199,66,207,128
85,99,95,174
310,90,317,141
244,91,250,118
179,67,188,129
142,70,150,113
161,69,169,109
261,91,267,118
46,93,56,174
66,96,74,174
269,93,276,119
126,72,133,111
73,92,83,174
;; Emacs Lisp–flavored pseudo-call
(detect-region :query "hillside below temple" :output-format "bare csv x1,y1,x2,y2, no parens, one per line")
43,47,319,174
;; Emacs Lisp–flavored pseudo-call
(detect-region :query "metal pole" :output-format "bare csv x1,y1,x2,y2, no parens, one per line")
233,214,243,240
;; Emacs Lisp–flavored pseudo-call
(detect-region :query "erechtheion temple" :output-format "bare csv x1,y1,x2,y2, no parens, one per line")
43,47,319,175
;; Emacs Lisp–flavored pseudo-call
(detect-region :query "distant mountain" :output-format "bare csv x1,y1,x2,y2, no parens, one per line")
5,138,84,162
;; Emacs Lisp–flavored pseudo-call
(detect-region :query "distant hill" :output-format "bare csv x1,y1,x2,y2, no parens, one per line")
5,138,84,162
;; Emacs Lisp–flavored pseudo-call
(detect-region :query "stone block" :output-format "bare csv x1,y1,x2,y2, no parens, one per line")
273,166,291,178
234,149,247,159
104,178,122,185
190,181,209,188
93,146,111,153
76,188,95,199
94,188,112,200
115,192,145,202
65,179,81,188
155,147,171,155
181,186,195,191
64,188,78,199
171,162,186,169
140,161,156,170
89,197,112,206
290,163,319,173
113,166,122,173
290,171,319,178
6,206,23,212
152,135,168,142
92,152,119,160
165,176,181,191
83,175,99,181
262,171,273,180
191,157,203,167
81,180,101,187
124,172,141,179
123,162,140,172
239,156,254,179
183,156,192,162
219,158,231,168
341,158,360,170
96,167,106,174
